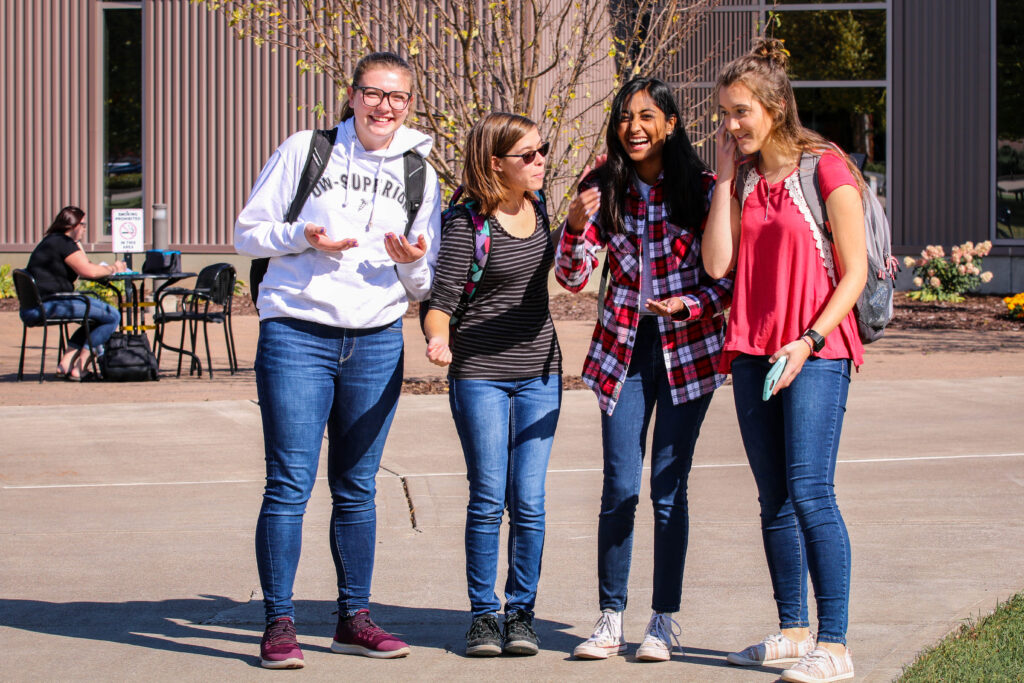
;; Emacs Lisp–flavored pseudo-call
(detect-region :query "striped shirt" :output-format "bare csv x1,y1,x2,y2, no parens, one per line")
555,170,732,415
428,203,561,380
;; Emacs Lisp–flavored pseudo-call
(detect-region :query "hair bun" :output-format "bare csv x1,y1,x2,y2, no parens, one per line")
750,37,789,70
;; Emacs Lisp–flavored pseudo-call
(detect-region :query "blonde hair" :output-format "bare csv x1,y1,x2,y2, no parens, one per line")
716,38,866,190
460,112,538,215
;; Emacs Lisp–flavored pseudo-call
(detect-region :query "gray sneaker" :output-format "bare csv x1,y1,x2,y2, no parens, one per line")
465,614,502,657
502,610,539,656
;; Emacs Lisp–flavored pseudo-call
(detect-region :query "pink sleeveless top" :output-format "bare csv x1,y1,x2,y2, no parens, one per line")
720,152,864,372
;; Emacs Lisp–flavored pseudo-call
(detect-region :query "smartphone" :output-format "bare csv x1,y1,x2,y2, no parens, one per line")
762,356,788,401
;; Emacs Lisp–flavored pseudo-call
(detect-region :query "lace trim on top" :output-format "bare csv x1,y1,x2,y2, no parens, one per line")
740,167,760,210
785,173,836,285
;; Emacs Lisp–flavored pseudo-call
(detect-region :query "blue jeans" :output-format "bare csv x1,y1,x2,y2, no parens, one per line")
254,316,404,624
449,375,561,617
731,354,852,645
20,296,120,351
597,317,713,613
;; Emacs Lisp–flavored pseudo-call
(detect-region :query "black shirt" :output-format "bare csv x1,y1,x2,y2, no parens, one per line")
26,233,80,298
429,204,561,380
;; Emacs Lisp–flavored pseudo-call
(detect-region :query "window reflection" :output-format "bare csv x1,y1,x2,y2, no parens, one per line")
103,8,142,238
996,0,1024,240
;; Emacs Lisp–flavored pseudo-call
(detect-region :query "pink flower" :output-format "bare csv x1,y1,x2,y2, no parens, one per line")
913,276,924,287
928,269,935,277
981,271,993,283
964,254,973,263
904,256,917,268
958,265,966,274
953,254,962,264
929,276,941,288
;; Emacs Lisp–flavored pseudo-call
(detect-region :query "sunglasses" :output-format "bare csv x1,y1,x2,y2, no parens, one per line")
497,141,550,164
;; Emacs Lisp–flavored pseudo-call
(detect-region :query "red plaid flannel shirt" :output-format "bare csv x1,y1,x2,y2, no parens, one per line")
555,170,732,415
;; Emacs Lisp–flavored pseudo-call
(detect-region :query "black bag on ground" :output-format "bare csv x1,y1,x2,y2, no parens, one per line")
100,332,159,381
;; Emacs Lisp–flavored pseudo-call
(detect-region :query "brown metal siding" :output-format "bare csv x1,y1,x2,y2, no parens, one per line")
0,0,95,250
145,1,336,252
892,0,991,250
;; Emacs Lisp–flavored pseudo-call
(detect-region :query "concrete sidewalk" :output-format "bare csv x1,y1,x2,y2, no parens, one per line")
1,310,1023,681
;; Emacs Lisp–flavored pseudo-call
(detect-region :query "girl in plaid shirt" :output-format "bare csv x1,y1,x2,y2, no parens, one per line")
555,77,732,662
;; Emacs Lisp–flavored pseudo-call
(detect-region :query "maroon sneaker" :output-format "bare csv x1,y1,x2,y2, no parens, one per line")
331,609,411,659
259,617,304,669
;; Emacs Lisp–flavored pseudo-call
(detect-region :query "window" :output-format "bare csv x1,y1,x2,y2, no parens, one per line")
995,0,1024,241
774,6,888,202
102,6,142,238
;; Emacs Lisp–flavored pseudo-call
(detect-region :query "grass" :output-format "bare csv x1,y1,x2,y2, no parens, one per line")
899,592,1024,682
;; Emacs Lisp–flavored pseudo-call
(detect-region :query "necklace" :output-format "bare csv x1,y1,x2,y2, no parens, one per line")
759,162,795,186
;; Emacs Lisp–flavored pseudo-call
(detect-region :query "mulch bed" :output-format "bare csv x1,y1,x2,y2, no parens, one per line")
3,291,1018,395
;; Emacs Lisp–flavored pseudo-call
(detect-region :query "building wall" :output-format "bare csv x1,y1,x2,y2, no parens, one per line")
890,0,991,251
0,0,96,251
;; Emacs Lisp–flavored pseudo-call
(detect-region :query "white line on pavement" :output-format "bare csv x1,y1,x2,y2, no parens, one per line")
4,452,1022,490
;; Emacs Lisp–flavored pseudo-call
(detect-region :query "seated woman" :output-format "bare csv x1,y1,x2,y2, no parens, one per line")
22,206,125,380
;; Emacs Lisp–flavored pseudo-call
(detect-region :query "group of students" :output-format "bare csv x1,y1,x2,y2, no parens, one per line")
235,39,865,683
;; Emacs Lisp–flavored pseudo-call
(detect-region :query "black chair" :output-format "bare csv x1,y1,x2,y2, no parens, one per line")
154,263,237,378
13,268,99,382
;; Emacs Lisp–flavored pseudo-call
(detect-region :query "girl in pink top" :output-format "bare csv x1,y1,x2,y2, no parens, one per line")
703,39,868,683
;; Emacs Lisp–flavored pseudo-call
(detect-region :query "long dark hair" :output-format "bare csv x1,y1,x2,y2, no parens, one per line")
339,52,413,122
597,77,709,237
46,205,85,235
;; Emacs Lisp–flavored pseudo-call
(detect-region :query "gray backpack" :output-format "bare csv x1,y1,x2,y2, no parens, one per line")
738,151,899,343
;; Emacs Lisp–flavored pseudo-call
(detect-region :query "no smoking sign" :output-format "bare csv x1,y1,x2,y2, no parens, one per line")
112,209,144,253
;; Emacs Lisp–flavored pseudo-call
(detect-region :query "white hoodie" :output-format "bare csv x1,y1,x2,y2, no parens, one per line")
235,119,441,328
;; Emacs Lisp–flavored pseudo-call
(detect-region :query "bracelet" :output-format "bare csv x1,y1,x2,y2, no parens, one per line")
800,336,815,353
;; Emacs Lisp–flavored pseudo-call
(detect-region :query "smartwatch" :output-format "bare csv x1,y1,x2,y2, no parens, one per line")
801,328,825,353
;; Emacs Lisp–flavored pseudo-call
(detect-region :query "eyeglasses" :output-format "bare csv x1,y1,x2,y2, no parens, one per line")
497,141,550,164
353,86,412,110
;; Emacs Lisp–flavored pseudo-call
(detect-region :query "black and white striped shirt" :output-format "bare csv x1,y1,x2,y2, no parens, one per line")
428,205,561,380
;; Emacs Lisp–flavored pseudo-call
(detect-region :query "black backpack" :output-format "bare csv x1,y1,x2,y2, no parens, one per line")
248,127,427,306
100,331,159,381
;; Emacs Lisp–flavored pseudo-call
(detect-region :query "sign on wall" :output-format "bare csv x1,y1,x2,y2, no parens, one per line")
112,209,145,254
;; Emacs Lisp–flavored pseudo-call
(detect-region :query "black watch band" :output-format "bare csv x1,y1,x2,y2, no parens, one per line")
801,328,826,353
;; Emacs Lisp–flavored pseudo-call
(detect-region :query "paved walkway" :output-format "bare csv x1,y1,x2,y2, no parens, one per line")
1,310,1022,681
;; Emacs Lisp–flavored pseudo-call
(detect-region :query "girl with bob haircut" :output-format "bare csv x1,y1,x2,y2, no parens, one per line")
556,77,732,663
22,205,125,380
424,112,561,658
235,51,442,669
703,38,867,682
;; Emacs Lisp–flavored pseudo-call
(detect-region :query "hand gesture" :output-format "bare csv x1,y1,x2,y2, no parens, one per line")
644,297,688,319
305,223,358,253
715,122,739,183
566,158,606,235
112,260,128,273
385,233,428,264
425,336,452,367
766,338,813,396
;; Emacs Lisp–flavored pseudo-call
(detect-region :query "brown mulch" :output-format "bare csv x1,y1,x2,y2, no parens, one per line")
4,291,1019,330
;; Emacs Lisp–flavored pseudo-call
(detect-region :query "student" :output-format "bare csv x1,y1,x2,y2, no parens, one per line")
235,51,441,669
703,38,867,682
22,206,125,380
424,112,560,657
556,77,732,662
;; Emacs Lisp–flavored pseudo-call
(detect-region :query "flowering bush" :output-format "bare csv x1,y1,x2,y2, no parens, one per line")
903,241,994,302
1005,293,1024,320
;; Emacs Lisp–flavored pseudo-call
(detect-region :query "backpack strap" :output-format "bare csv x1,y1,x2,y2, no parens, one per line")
403,150,426,236
251,127,338,306
797,151,830,238
448,199,492,327
736,157,759,211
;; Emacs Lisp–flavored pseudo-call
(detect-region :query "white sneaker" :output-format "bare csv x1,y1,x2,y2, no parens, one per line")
573,610,626,659
781,646,855,682
727,632,816,666
634,612,681,662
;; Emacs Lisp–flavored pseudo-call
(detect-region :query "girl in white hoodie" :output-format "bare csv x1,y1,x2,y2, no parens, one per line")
235,51,441,669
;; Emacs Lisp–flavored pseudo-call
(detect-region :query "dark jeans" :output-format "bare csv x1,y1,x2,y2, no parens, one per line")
20,296,120,352
597,317,714,613
449,375,561,617
253,316,404,624
731,354,852,645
